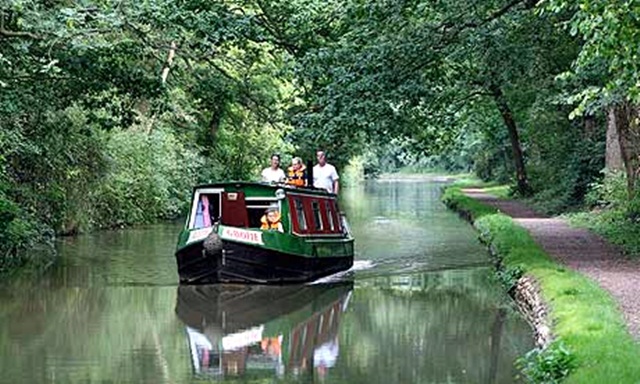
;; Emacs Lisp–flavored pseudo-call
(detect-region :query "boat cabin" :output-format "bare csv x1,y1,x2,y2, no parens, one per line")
188,183,345,236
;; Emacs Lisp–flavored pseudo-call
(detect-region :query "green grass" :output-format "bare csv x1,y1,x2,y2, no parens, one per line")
482,185,512,199
441,184,499,219
443,185,640,383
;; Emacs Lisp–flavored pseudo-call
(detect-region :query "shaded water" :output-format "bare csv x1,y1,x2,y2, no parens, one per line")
0,179,533,383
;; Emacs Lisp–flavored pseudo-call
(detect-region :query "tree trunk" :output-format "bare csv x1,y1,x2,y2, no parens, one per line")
209,105,223,138
613,103,640,199
584,114,597,138
606,107,625,172
489,84,532,196
161,41,176,85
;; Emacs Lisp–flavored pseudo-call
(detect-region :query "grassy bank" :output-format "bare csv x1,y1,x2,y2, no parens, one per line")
442,185,640,383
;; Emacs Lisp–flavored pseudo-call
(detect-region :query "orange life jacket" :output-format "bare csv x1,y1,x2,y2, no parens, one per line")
260,212,282,230
287,165,307,187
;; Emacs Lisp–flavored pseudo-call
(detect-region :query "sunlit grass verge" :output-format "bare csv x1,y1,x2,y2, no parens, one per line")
443,185,640,383
437,176,510,194
441,183,499,219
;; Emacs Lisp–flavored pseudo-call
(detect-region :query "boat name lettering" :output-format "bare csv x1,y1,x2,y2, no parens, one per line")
187,227,213,244
221,227,264,245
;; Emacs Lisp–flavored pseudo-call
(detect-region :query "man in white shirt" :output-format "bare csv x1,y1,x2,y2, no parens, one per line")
313,150,339,194
261,154,286,183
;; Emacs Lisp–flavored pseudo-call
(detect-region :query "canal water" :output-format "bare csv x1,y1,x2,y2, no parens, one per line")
0,179,533,383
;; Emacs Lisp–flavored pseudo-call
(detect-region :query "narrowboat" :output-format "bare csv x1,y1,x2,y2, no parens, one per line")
175,282,353,379
175,182,354,284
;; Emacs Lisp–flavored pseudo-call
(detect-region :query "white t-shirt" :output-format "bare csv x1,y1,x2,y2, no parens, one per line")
313,164,339,192
261,167,286,183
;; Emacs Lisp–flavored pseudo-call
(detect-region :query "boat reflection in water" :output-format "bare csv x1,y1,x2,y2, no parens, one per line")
175,282,353,380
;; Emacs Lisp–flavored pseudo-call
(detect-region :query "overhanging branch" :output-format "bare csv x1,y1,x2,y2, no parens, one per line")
1,13,40,40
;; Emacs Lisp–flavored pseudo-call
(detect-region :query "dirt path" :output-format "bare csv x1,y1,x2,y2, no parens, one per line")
463,188,640,340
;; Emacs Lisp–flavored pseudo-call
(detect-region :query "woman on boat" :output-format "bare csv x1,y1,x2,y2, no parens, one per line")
286,157,307,187
260,207,284,232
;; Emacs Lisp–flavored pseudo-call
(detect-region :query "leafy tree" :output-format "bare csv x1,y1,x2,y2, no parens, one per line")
546,0,640,200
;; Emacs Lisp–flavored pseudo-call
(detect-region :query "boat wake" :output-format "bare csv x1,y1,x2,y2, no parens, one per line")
308,260,375,284
350,260,375,271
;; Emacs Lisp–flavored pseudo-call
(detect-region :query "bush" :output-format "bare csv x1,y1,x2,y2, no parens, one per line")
516,340,576,384
0,190,54,273
92,124,204,228
0,110,60,270
495,265,524,293
568,171,640,256
342,156,365,187
584,170,628,210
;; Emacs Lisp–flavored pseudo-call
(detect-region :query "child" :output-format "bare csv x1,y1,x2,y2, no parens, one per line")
260,207,283,232
286,157,308,187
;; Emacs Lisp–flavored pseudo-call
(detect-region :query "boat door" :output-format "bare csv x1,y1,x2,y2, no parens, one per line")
189,188,224,229
221,191,249,227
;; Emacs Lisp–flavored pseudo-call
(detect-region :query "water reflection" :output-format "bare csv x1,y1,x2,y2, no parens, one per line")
342,269,531,384
175,282,353,381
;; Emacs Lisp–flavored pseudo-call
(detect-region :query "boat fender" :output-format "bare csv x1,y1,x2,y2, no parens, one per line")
203,228,223,257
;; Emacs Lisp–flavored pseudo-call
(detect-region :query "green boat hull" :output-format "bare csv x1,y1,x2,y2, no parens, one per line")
175,182,355,284
176,231,353,284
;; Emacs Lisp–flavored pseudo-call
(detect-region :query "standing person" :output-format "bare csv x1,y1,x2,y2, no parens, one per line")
313,150,339,194
286,157,308,187
261,154,286,183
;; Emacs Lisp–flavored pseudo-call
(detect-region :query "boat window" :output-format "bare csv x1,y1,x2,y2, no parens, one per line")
325,200,335,231
312,201,323,230
294,198,307,231
246,199,278,228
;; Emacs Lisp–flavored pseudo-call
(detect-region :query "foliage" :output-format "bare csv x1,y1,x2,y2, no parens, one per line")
569,209,640,259
516,340,576,384
0,0,299,273
544,0,640,112
525,122,605,214
565,171,640,257
495,265,524,294
0,189,52,273
91,125,202,229
584,170,629,210
207,110,295,182
340,156,365,187
361,134,478,176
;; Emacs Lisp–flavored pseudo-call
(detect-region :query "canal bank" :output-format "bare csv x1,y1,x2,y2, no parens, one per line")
442,184,640,383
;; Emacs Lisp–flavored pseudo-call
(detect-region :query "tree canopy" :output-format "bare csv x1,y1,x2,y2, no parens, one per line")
2,0,640,267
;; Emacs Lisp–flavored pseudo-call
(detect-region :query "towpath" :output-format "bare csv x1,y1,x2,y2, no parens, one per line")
462,188,640,340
